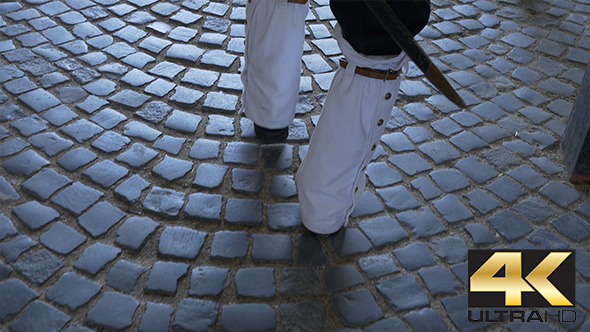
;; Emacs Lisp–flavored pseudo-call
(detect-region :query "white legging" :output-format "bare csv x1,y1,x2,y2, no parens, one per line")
241,0,308,129
242,0,408,234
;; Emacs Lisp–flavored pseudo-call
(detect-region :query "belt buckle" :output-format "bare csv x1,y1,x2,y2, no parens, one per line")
384,69,395,81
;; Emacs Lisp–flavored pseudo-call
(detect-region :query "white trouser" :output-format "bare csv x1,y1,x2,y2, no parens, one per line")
241,0,309,129
296,25,408,235
242,0,407,234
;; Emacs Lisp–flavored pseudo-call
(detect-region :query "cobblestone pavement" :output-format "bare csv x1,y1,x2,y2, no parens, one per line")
1,0,590,330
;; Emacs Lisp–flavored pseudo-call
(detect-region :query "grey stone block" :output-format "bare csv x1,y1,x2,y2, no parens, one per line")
0,235,36,263
281,301,325,332
0,279,39,322
332,289,383,326
87,292,139,330
47,272,101,309
106,260,146,294
75,243,120,275
279,268,321,297
143,186,185,216
139,302,174,332
189,266,228,296
158,226,206,259
235,268,275,298
357,254,400,280
14,249,63,283
331,228,372,257
40,222,86,254
394,243,436,271
9,301,69,332
145,261,189,295
12,200,59,230
377,275,429,312
221,304,274,332
252,234,292,262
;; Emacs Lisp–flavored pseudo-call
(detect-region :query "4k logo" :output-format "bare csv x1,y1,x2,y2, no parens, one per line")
469,250,575,307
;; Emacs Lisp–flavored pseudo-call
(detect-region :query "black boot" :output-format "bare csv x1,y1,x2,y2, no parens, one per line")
254,124,289,144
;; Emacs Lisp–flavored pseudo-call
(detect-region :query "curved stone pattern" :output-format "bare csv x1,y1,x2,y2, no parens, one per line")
0,0,589,330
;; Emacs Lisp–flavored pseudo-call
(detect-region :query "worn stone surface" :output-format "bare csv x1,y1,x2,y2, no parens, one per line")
173,298,219,331
220,304,274,332
144,261,189,295
0,279,38,322
86,292,139,330
189,266,229,296
74,242,120,276
158,226,206,259
47,272,101,310
40,222,86,254
332,288,384,326
13,249,63,284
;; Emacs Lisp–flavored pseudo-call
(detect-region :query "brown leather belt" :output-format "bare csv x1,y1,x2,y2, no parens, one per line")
339,59,400,80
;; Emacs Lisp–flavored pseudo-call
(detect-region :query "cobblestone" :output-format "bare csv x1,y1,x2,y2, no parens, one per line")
40,222,86,254
296,233,328,266
61,119,103,143
190,266,228,296
281,300,325,331
158,226,206,260
84,159,129,188
252,233,292,262
75,242,120,275
464,189,501,214
551,213,590,242
357,254,399,280
0,215,18,241
47,272,101,310
143,186,185,216
405,308,450,332
10,300,69,332
433,194,474,223
358,216,408,248
377,275,429,312
419,266,463,296
56,147,96,171
14,249,63,284
225,198,262,225
3,149,50,175
394,242,436,271
87,292,139,330
235,267,275,298
193,163,226,188
139,302,173,332
489,209,533,241
210,231,248,259
145,261,189,295
13,200,59,230
333,288,383,326
397,208,445,238
173,298,219,332
153,156,193,181
0,235,36,263
221,304,274,331
539,181,581,208
429,235,468,264
332,228,373,257
0,278,38,322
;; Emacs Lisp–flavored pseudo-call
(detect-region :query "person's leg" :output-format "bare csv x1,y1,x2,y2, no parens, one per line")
241,0,309,141
296,24,408,234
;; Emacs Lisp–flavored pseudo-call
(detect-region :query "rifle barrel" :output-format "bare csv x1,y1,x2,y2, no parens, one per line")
363,0,465,108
